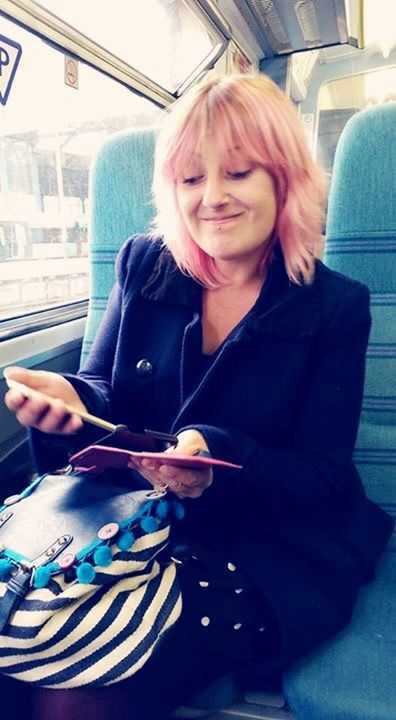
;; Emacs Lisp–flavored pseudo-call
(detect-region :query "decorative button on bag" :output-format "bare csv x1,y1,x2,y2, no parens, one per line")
0,467,183,688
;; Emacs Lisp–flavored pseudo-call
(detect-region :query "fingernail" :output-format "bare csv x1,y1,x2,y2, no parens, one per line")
160,466,177,478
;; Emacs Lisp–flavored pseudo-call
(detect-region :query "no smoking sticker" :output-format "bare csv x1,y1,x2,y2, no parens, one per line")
0,34,22,106
65,55,78,89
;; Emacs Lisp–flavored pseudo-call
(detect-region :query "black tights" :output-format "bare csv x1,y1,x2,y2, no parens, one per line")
1,625,240,720
1,548,278,719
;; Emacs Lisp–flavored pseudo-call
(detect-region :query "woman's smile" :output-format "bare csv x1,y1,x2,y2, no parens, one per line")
176,143,277,269
201,212,244,225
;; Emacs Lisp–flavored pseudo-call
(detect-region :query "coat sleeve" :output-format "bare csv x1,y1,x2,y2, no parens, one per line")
182,283,371,521
72,235,151,418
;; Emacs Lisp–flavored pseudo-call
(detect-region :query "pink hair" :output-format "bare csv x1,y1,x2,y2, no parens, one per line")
152,72,326,287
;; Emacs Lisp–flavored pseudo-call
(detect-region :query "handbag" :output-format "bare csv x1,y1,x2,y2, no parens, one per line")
0,456,184,689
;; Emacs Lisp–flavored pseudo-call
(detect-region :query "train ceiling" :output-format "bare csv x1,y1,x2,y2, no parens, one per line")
216,1,360,58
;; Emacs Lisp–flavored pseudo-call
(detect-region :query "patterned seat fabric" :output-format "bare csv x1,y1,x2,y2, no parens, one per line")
81,129,157,365
284,103,396,720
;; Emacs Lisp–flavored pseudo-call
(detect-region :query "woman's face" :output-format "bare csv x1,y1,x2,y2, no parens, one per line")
175,141,277,271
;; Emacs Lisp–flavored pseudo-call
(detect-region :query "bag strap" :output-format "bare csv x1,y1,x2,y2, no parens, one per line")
0,566,31,632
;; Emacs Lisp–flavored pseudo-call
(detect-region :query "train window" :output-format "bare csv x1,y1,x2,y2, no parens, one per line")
317,64,396,174
37,0,217,92
0,16,161,324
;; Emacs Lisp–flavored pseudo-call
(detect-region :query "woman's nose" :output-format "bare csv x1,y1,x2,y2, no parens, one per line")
202,176,228,208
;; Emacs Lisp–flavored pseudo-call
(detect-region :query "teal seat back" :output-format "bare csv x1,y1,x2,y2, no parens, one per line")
80,129,157,364
324,102,396,518
283,103,396,720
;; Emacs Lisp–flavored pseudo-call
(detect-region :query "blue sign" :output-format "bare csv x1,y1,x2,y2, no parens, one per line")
0,34,22,106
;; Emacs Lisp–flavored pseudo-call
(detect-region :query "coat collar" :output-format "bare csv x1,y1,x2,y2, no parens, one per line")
141,246,201,311
141,243,323,339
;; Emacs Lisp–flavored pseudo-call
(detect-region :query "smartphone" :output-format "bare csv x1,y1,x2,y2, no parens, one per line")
70,444,243,472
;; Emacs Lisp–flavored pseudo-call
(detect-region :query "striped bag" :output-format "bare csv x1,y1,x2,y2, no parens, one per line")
0,468,182,688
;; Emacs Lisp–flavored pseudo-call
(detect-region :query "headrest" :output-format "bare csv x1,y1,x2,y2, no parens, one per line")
325,103,396,292
81,128,158,364
89,128,158,253
326,102,396,242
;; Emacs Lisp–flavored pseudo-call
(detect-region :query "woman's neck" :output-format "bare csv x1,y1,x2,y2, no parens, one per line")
201,275,265,355
213,258,267,287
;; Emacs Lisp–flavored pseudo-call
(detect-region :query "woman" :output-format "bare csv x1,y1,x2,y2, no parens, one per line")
4,72,393,720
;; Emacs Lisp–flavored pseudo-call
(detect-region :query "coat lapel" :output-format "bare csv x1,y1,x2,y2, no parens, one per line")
139,245,325,424
141,245,324,341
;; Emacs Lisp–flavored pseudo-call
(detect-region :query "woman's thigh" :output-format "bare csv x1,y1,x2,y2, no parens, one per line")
31,622,237,720
0,674,32,720
3,547,276,720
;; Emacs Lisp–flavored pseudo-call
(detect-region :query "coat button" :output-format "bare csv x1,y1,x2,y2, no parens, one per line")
136,359,153,376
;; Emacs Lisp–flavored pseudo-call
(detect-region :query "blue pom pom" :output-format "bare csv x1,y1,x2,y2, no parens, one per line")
140,516,159,533
33,566,52,589
156,500,169,519
117,531,135,550
172,501,185,520
0,559,13,581
76,562,96,584
93,546,113,567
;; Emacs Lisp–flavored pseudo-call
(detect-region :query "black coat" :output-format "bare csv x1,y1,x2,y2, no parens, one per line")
32,235,394,671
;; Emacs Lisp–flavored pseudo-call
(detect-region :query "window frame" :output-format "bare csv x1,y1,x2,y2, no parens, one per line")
1,0,230,104
0,301,88,342
0,0,231,337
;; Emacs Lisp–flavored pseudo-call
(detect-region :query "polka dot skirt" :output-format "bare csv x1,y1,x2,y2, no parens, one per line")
172,543,274,661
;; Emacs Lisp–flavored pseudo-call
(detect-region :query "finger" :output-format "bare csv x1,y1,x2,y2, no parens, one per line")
4,366,48,392
37,402,83,434
173,486,203,499
4,389,28,413
13,396,51,428
31,411,83,435
127,458,140,470
157,465,197,482
140,459,161,471
4,366,86,414
134,458,163,480
157,464,178,479
16,396,82,434
159,466,212,488
184,486,204,498
130,462,167,487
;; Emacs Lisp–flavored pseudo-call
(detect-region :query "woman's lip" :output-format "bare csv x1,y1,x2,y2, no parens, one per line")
202,213,243,223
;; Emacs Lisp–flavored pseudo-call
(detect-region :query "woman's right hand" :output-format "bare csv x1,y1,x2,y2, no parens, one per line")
3,366,86,435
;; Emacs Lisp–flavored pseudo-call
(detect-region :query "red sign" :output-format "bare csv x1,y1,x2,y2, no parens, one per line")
65,56,78,89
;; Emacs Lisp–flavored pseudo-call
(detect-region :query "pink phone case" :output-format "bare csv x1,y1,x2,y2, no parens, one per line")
69,445,242,473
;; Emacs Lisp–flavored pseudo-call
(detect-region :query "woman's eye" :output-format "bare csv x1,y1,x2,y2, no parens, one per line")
182,175,203,185
228,169,251,180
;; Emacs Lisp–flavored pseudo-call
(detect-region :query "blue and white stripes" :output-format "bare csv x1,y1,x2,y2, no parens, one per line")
0,528,181,688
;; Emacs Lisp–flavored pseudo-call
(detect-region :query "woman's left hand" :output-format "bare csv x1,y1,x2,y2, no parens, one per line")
128,429,213,499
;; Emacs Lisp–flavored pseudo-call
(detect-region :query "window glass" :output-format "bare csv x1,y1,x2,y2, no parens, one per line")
317,64,396,174
0,16,161,322
36,0,216,92
291,38,396,177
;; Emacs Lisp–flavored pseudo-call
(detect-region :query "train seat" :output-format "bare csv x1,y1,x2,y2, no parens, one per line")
80,128,158,365
283,102,396,720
